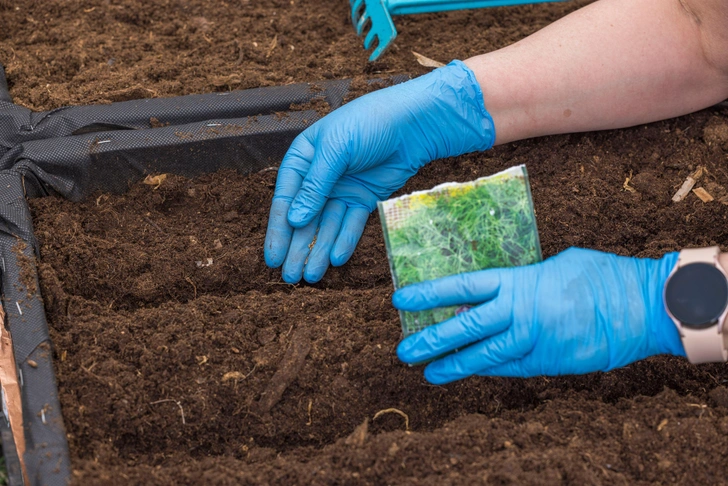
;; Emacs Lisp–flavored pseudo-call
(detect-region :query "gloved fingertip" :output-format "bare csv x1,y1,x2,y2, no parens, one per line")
423,364,451,385
396,337,417,363
287,207,312,228
303,264,326,284
264,251,283,269
282,270,303,285
263,234,286,268
330,246,354,267
392,286,422,311
391,289,407,309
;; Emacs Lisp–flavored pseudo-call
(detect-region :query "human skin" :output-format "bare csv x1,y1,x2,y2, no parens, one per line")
265,0,728,285
393,0,728,381
265,0,728,378
465,0,728,145
394,0,728,380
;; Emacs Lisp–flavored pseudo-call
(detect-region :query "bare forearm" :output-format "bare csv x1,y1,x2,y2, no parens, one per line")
465,0,728,145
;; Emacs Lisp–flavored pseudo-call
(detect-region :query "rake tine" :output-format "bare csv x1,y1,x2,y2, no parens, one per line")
350,0,566,61
364,29,378,49
356,11,371,36
369,34,393,62
351,0,365,28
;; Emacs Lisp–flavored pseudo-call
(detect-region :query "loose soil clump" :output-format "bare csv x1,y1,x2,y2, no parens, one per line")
4,0,728,484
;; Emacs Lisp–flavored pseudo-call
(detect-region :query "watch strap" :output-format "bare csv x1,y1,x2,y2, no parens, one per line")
680,326,728,364
672,246,728,364
677,246,720,266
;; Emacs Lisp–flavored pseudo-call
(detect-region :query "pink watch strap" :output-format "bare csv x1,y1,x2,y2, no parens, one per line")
680,327,728,364
671,246,728,364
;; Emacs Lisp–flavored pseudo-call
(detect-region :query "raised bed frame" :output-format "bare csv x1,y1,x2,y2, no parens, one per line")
0,60,407,485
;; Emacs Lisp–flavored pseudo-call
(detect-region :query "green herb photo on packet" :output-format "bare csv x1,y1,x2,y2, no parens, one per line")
377,165,542,337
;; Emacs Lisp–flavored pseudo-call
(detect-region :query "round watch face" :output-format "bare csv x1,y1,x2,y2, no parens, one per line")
665,262,728,329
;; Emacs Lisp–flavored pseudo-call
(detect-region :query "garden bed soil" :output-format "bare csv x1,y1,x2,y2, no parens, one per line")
4,0,728,484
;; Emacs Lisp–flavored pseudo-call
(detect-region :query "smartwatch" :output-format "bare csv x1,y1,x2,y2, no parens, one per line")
664,246,728,363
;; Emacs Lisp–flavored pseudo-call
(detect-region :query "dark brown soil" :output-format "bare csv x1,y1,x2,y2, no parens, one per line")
6,0,728,484
0,0,588,110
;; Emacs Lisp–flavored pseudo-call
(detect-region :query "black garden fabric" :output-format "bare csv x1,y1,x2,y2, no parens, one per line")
0,61,407,486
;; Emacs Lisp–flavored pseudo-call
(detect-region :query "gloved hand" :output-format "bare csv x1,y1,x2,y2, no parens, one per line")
264,60,495,284
394,247,686,383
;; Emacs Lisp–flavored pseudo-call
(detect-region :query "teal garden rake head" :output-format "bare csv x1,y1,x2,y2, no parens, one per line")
350,0,567,61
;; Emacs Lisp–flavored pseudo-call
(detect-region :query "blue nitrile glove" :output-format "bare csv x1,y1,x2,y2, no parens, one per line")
264,60,495,284
394,248,686,383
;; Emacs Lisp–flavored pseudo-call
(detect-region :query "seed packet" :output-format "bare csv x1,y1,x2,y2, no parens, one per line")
378,165,542,337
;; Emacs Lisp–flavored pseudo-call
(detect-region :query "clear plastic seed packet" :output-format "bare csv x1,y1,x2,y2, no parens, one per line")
378,164,542,338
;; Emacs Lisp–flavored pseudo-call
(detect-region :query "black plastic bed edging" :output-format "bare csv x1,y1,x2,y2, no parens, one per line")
0,61,408,486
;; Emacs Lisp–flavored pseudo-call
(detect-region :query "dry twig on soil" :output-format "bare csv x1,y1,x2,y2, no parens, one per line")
692,187,714,202
672,166,705,202
412,51,445,68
